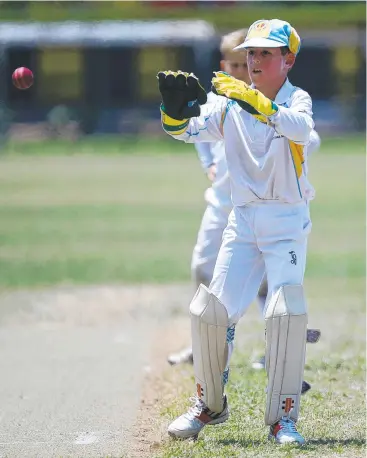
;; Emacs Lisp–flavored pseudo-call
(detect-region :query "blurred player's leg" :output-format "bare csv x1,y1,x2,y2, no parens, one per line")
257,275,268,315
252,276,268,369
168,207,265,439
191,203,230,289
167,203,228,366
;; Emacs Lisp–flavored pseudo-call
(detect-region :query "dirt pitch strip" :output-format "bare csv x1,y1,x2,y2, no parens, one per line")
0,284,193,458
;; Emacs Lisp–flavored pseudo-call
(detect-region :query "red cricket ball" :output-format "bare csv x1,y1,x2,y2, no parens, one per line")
12,67,34,90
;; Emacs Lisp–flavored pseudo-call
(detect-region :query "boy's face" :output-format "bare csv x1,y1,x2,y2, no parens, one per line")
247,47,295,87
220,51,251,84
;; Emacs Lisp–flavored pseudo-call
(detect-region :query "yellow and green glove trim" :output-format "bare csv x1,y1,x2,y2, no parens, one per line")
160,105,189,135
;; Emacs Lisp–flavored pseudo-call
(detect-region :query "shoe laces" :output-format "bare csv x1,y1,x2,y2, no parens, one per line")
187,396,206,419
279,416,298,434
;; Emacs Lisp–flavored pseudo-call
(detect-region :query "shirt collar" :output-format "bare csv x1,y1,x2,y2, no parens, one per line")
274,78,294,105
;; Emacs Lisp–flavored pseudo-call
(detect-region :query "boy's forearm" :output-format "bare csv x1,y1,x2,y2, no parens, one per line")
268,106,313,144
160,108,223,144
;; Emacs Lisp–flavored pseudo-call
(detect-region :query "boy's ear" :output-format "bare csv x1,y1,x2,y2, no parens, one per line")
220,60,225,71
285,52,296,70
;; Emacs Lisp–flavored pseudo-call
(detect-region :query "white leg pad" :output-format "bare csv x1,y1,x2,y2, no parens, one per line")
264,285,307,425
190,284,229,413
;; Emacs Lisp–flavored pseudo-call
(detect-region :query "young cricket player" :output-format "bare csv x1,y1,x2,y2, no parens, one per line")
167,29,320,387
158,19,316,445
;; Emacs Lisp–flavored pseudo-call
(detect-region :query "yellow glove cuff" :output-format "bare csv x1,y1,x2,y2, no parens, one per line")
160,107,189,135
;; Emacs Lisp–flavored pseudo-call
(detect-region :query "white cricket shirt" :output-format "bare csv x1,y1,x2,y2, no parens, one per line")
165,79,316,206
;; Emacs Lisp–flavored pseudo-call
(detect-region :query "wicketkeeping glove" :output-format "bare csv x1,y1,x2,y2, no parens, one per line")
157,70,207,120
212,71,278,123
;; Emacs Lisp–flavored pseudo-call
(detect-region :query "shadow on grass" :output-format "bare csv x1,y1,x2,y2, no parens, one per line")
304,438,366,447
217,437,365,448
217,439,267,447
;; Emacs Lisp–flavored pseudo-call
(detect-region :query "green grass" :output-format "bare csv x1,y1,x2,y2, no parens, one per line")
0,1,364,30
0,135,364,290
0,152,205,289
1,135,192,156
1,133,365,156
157,276,366,457
0,135,365,456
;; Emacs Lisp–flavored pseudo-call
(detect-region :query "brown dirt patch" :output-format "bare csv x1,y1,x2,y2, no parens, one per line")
128,294,194,457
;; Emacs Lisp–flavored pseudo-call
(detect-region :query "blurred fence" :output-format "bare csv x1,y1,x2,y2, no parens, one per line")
0,13,365,141
0,20,218,140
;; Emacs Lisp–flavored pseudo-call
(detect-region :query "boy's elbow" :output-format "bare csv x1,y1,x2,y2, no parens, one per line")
292,117,313,144
296,128,312,144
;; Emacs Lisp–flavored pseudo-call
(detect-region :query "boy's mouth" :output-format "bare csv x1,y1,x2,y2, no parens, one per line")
252,69,262,74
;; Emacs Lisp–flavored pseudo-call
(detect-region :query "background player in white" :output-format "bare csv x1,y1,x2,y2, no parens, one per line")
167,29,321,387
167,29,251,366
158,19,317,445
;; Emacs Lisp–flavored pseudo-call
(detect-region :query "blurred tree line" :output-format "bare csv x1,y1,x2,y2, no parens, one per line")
0,1,364,30
0,1,364,139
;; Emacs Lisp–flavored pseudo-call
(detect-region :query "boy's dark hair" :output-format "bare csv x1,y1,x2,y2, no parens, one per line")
280,46,295,74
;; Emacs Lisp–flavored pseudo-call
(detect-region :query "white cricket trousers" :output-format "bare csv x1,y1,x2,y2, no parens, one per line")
191,203,231,286
209,201,312,325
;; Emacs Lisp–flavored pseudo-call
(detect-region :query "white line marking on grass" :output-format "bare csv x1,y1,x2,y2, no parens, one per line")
74,432,99,445
114,333,130,343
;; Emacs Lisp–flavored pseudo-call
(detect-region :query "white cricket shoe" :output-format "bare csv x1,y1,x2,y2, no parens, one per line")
269,416,306,445
168,395,229,439
167,347,193,366
252,355,265,370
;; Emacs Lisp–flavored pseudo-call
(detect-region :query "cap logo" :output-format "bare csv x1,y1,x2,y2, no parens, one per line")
246,21,271,40
255,21,267,30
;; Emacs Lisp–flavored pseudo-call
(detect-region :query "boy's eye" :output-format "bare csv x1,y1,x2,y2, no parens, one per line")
248,50,270,56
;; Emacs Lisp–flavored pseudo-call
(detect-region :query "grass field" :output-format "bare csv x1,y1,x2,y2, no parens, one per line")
0,134,364,290
0,134,365,457
0,137,207,288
